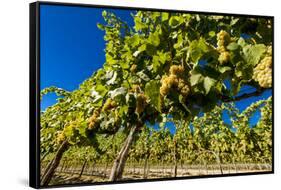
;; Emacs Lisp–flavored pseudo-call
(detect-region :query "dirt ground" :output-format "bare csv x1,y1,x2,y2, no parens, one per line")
48,165,271,185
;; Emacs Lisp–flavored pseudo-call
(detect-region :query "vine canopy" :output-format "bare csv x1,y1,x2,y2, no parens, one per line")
40,10,272,154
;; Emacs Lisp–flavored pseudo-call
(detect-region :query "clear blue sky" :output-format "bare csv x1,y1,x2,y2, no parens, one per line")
40,4,135,109
40,4,272,132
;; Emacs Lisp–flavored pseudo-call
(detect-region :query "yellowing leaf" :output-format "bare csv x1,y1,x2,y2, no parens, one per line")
204,76,216,94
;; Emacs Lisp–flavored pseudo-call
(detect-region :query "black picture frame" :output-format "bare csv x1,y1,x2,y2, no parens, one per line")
30,1,274,189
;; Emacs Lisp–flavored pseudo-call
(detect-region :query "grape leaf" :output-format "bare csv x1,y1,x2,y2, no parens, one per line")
190,72,203,86
243,44,266,66
204,76,216,94
109,87,127,99
145,80,161,112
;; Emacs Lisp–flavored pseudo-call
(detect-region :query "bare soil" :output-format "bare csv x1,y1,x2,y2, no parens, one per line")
48,164,271,185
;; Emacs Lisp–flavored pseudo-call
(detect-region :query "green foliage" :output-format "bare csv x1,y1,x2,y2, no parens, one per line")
243,44,266,66
40,86,70,100
40,10,272,168
145,80,161,111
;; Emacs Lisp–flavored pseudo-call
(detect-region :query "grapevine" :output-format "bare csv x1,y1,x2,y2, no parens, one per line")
39,10,273,185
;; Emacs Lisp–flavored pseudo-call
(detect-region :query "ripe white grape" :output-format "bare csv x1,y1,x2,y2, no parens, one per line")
130,64,137,73
267,46,272,56
218,51,230,64
253,56,272,88
102,99,117,112
88,109,100,129
180,85,190,97
160,84,169,96
169,65,184,75
56,132,65,144
216,30,231,65
217,30,230,42
160,65,190,97
136,94,147,114
178,78,186,90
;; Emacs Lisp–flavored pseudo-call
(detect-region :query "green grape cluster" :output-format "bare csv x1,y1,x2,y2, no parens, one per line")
130,64,137,73
169,65,184,75
267,45,272,56
178,78,190,97
56,122,77,144
102,99,117,112
160,65,190,97
114,109,121,124
136,93,147,114
160,74,178,95
217,30,231,64
253,56,272,88
130,84,141,93
56,131,66,144
88,109,100,130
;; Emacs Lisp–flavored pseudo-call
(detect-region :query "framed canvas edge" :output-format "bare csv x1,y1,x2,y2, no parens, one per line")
29,1,275,189
30,1,41,189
